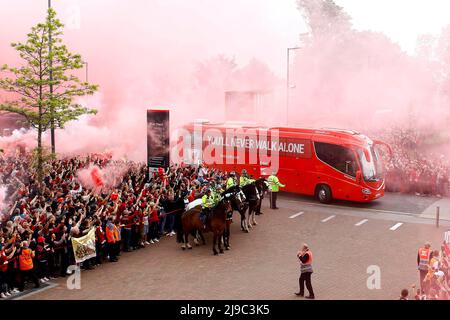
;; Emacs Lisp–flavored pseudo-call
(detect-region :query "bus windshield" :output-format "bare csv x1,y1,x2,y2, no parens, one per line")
356,146,383,182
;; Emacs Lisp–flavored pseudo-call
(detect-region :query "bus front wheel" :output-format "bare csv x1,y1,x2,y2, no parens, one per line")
316,185,332,204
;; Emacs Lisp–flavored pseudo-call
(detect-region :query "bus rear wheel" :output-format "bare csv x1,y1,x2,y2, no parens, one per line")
316,185,332,204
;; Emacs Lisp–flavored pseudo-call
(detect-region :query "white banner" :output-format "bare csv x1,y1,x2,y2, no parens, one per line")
71,228,97,264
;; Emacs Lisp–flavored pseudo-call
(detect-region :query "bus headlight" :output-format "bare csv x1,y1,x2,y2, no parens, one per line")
362,188,372,195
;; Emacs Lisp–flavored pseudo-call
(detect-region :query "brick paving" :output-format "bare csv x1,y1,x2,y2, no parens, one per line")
24,195,448,300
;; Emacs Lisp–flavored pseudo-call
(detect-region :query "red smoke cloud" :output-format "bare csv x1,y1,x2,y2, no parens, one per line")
76,162,130,194
0,0,449,163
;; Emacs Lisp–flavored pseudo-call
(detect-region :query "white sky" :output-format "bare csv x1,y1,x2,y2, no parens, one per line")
334,0,450,53
2,0,450,77
248,0,450,75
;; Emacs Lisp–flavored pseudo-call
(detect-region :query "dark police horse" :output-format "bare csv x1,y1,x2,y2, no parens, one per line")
240,178,268,231
255,177,269,215
179,188,243,255
222,186,246,249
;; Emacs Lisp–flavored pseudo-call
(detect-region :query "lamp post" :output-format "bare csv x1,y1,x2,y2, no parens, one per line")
83,61,89,82
286,46,300,126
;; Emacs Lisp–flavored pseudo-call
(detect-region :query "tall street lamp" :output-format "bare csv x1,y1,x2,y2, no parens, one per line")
286,46,300,126
83,61,89,82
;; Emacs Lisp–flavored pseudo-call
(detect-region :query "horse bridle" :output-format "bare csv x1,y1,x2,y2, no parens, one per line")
225,189,246,211
221,196,234,215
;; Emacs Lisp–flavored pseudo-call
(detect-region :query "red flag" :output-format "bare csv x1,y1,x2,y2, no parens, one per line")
91,167,104,187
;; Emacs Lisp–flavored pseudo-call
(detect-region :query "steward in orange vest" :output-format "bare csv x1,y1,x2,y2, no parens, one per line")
106,218,119,262
18,241,40,292
418,246,431,271
295,243,315,299
417,242,432,294
19,248,34,271
106,221,116,244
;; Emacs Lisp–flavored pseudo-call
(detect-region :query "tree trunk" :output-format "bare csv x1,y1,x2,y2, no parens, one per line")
37,118,43,182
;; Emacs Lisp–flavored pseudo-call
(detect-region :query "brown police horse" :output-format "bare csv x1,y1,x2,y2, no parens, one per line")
181,196,233,255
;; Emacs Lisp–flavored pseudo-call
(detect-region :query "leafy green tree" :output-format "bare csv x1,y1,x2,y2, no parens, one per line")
297,0,352,41
0,8,98,179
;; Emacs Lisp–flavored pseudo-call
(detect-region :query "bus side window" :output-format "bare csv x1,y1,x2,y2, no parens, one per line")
314,142,357,177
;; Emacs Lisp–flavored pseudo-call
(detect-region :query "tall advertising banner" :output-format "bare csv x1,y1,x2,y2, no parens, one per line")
147,110,170,174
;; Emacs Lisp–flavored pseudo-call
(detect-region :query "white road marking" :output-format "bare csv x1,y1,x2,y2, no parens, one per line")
389,223,403,231
321,215,336,223
289,212,304,219
355,219,369,226
284,200,417,216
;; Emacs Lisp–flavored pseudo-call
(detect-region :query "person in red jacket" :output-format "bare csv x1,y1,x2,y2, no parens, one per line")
0,245,16,298
148,203,160,244
94,219,106,265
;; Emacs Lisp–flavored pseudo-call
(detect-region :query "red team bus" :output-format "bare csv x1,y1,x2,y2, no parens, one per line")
178,122,390,203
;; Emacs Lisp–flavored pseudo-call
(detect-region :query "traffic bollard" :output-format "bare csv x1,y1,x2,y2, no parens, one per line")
436,206,440,228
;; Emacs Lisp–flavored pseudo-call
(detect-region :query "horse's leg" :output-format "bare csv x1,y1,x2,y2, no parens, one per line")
257,198,264,214
218,231,224,254
225,223,231,250
181,232,187,250
247,206,253,229
193,230,200,246
221,231,228,250
241,212,247,232
252,209,258,225
186,232,192,250
212,232,218,255
198,230,206,245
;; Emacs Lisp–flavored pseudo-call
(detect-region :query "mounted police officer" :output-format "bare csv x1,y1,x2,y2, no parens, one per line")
226,171,238,189
209,181,222,205
239,169,255,187
200,188,214,228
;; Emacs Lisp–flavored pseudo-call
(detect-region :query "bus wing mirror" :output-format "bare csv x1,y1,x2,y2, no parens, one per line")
356,170,362,184
373,140,393,160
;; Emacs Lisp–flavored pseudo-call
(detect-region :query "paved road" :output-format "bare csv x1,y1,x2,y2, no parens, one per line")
22,193,449,300
281,191,441,215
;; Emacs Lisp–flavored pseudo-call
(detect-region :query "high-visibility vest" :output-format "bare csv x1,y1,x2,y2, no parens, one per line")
114,226,120,241
19,249,34,271
211,189,222,205
418,248,431,271
240,176,255,187
202,194,214,208
300,250,313,273
303,250,313,265
267,175,285,192
226,178,236,189
106,225,116,243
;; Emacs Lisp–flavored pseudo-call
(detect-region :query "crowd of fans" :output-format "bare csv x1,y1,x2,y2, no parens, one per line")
375,127,449,197
400,239,450,300
0,139,449,298
384,154,449,197
0,152,225,298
